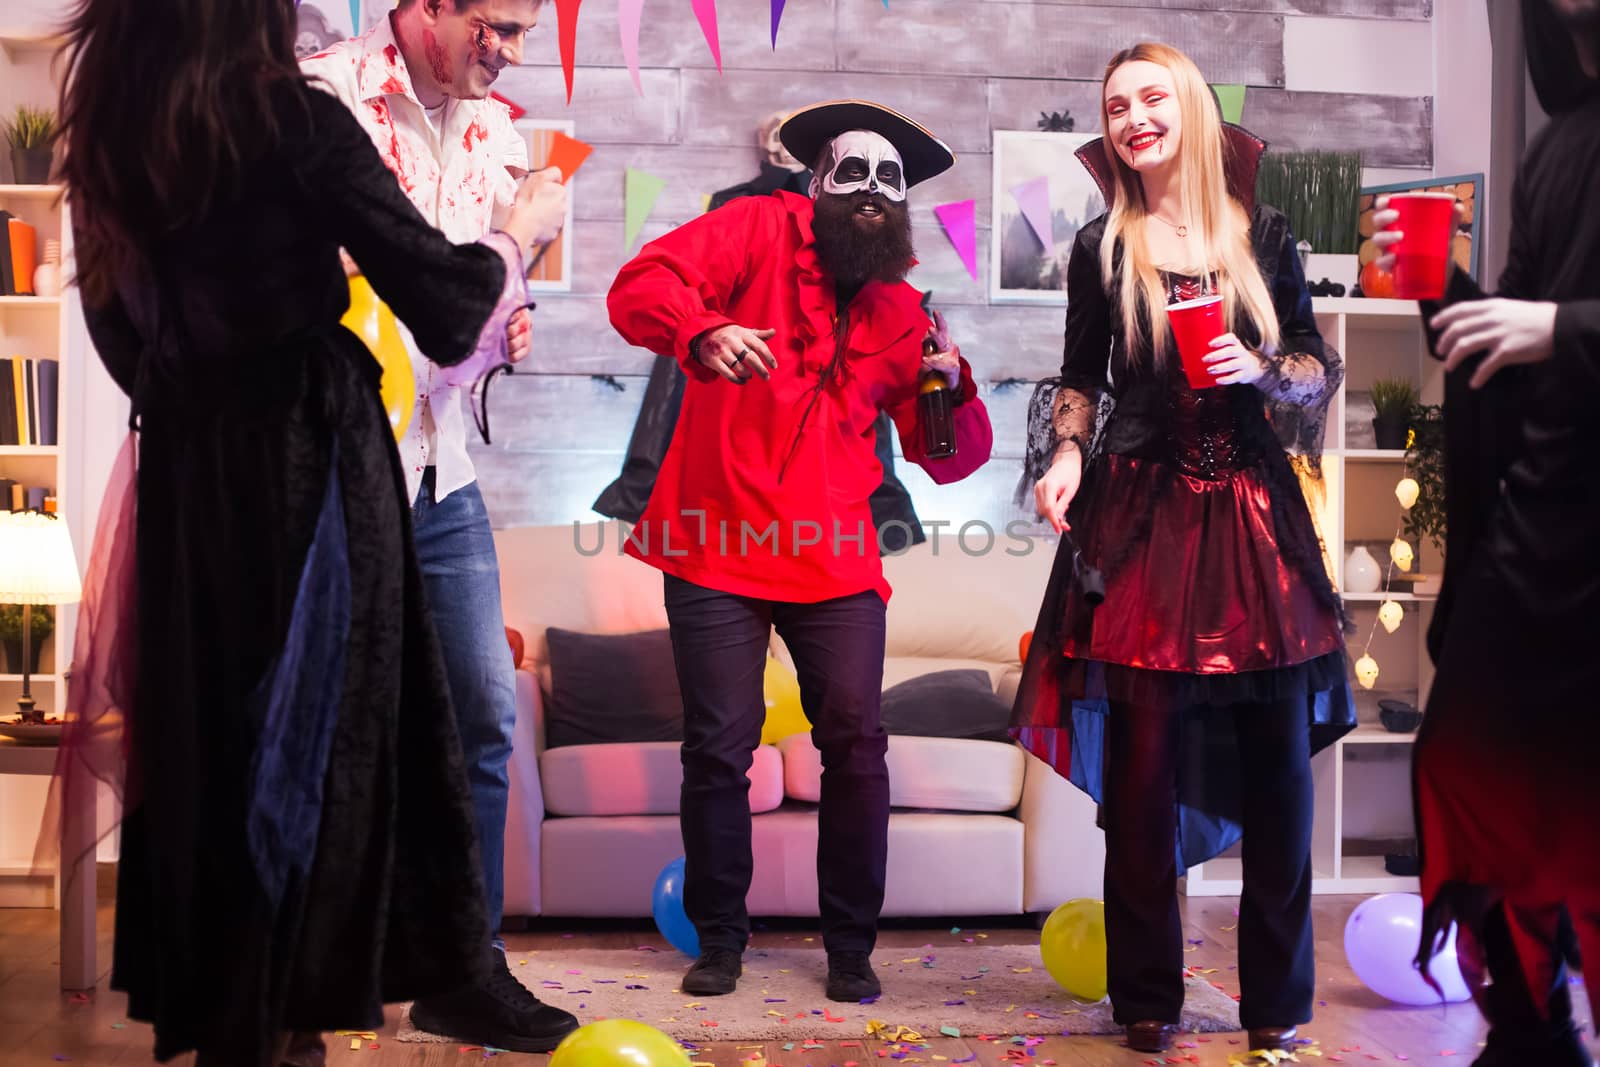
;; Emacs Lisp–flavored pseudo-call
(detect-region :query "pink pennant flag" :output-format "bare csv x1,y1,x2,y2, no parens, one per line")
934,200,979,281
771,0,786,49
619,0,644,94
1010,176,1053,251
691,0,722,72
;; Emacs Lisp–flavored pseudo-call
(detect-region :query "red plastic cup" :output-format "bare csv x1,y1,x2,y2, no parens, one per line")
1168,295,1226,390
1387,192,1456,300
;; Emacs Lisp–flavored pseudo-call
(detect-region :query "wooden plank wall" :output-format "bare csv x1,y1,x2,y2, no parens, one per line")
473,0,1434,530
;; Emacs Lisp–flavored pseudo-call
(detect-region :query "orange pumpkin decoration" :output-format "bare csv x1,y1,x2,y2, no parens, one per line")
1360,258,1397,300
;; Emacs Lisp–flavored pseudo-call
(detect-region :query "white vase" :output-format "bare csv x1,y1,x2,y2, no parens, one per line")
32,238,61,298
1345,545,1381,594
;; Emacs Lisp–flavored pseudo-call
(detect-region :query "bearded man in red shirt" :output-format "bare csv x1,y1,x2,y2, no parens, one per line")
608,100,993,1002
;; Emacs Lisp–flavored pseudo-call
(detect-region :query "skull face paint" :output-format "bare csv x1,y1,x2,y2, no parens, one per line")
809,130,907,203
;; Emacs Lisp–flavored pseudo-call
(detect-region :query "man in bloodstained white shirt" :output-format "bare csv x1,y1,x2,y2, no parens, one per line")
302,0,574,1054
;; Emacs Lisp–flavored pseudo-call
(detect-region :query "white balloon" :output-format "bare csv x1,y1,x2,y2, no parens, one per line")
1345,893,1473,1006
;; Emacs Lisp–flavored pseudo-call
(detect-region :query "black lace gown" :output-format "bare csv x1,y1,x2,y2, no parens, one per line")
76,85,520,1064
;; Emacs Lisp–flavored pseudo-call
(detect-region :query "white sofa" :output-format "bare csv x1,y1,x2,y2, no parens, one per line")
495,522,1104,921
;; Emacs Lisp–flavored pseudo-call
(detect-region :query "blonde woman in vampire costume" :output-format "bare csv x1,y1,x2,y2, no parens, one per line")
1011,43,1352,1056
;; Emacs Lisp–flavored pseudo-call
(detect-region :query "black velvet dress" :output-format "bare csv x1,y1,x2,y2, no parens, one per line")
76,84,520,1064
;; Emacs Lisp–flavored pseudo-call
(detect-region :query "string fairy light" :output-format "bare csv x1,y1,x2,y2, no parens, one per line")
1355,455,1421,690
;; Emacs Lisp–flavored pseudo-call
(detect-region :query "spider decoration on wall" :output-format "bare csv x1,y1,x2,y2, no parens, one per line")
1036,110,1076,133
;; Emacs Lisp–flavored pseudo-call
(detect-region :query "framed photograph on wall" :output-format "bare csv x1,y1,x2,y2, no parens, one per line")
990,130,1105,305
518,119,576,293
1357,173,1483,282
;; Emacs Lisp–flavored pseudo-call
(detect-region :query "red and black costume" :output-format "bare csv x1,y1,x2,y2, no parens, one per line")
1011,128,1352,1031
1410,14,1600,1061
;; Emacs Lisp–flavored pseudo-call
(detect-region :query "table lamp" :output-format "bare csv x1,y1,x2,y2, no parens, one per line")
0,511,82,722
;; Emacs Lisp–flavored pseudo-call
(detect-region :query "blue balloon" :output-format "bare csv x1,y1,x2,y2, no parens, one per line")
652,856,700,958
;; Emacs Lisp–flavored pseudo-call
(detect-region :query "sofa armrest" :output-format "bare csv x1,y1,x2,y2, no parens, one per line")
1019,749,1105,913
503,667,546,918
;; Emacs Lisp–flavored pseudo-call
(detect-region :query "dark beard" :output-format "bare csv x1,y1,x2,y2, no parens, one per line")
811,192,915,288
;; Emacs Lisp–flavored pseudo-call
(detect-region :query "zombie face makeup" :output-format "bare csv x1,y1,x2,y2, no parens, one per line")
809,131,907,203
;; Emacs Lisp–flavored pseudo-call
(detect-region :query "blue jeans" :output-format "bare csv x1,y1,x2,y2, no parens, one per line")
412,473,516,938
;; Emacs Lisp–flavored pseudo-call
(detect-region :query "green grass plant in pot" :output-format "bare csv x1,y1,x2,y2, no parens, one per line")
1370,377,1417,451
4,106,56,185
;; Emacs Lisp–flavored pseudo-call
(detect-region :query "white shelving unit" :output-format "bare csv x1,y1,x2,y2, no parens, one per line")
1183,296,1441,897
0,182,75,911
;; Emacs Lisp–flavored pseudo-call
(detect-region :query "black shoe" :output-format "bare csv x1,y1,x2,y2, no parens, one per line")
410,951,580,1053
682,949,743,996
1472,1023,1596,1067
825,951,881,1002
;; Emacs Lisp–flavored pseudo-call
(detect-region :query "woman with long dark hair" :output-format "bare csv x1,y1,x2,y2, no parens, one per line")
1011,43,1350,1055
54,0,558,1062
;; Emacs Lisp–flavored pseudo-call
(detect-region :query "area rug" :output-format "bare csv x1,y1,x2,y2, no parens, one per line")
396,944,1240,1043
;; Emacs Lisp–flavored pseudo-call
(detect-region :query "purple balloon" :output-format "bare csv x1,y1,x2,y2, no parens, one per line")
1344,893,1472,1005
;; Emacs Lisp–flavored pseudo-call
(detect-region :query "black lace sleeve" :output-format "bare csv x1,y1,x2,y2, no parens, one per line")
1016,223,1112,506
1255,220,1336,409
1256,215,1342,465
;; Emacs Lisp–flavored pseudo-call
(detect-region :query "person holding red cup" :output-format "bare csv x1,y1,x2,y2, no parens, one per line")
1370,4,1600,1065
1012,42,1351,1057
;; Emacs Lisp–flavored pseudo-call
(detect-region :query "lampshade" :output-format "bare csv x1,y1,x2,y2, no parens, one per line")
0,511,82,604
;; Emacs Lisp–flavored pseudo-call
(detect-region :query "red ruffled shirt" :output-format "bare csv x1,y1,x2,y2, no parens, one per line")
607,191,993,603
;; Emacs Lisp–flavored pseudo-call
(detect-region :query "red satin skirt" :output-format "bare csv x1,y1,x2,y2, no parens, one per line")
1058,451,1346,708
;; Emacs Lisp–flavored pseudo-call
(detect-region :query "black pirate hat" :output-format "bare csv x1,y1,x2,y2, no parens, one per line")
779,100,955,188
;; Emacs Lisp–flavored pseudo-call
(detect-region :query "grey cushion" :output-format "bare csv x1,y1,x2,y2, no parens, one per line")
879,669,1011,742
544,628,683,748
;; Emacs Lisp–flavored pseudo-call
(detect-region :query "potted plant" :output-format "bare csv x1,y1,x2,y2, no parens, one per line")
1257,149,1363,291
1404,403,1446,590
4,105,56,185
0,603,52,675
1370,377,1417,451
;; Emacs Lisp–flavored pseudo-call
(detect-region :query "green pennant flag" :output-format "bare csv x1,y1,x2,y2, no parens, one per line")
1211,83,1246,125
625,168,667,252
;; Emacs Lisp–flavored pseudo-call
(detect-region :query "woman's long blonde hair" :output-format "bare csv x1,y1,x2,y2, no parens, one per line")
1097,42,1279,368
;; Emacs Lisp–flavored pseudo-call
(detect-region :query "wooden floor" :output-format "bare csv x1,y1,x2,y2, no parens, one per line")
0,872,1589,1067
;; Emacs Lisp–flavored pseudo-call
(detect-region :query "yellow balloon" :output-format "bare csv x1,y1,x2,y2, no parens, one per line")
1040,898,1108,1001
551,1020,689,1067
760,656,809,745
340,274,415,440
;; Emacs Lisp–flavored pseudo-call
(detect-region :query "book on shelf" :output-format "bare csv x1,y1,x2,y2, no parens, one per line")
36,358,57,445
0,211,14,295
7,357,24,444
0,361,15,445
7,216,36,296
0,356,56,446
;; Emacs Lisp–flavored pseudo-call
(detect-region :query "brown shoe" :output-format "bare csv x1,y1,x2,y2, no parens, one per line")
1125,1021,1178,1052
1247,1026,1298,1052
